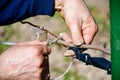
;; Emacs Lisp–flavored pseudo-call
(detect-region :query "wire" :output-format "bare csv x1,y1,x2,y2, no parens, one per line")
51,58,74,80
0,42,16,46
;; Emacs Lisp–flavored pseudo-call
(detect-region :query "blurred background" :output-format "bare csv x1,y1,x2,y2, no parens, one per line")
0,0,111,80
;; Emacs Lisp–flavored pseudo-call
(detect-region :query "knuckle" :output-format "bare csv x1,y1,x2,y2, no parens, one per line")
31,46,42,56
42,46,51,56
30,45,51,56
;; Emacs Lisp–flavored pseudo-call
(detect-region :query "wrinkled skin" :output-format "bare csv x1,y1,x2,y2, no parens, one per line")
59,0,98,56
0,0,98,79
0,41,50,80
60,0,98,45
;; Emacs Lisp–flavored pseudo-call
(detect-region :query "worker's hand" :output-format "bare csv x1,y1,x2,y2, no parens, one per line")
56,0,98,45
0,41,51,80
55,0,98,56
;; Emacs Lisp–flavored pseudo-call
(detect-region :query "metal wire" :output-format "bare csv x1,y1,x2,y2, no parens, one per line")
0,42,16,45
51,58,74,80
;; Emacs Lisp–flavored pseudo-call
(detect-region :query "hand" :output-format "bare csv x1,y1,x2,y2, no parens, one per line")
55,0,98,57
56,0,98,45
0,41,51,80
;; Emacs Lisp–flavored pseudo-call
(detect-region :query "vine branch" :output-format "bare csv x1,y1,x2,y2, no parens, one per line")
20,21,111,55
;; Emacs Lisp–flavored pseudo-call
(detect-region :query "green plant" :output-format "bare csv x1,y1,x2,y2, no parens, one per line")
0,25,20,41
0,45,10,54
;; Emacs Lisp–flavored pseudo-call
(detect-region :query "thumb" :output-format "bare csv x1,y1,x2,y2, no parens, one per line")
64,50,75,57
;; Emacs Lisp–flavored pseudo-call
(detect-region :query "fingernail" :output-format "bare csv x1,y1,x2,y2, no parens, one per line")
64,50,75,57
74,40,84,46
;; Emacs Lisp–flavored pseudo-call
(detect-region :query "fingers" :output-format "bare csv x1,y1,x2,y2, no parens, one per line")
64,50,75,57
68,21,84,46
16,40,51,56
68,18,98,45
39,45,51,56
83,26,97,44
82,18,98,44
60,32,72,43
61,25,84,45
60,32,77,57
